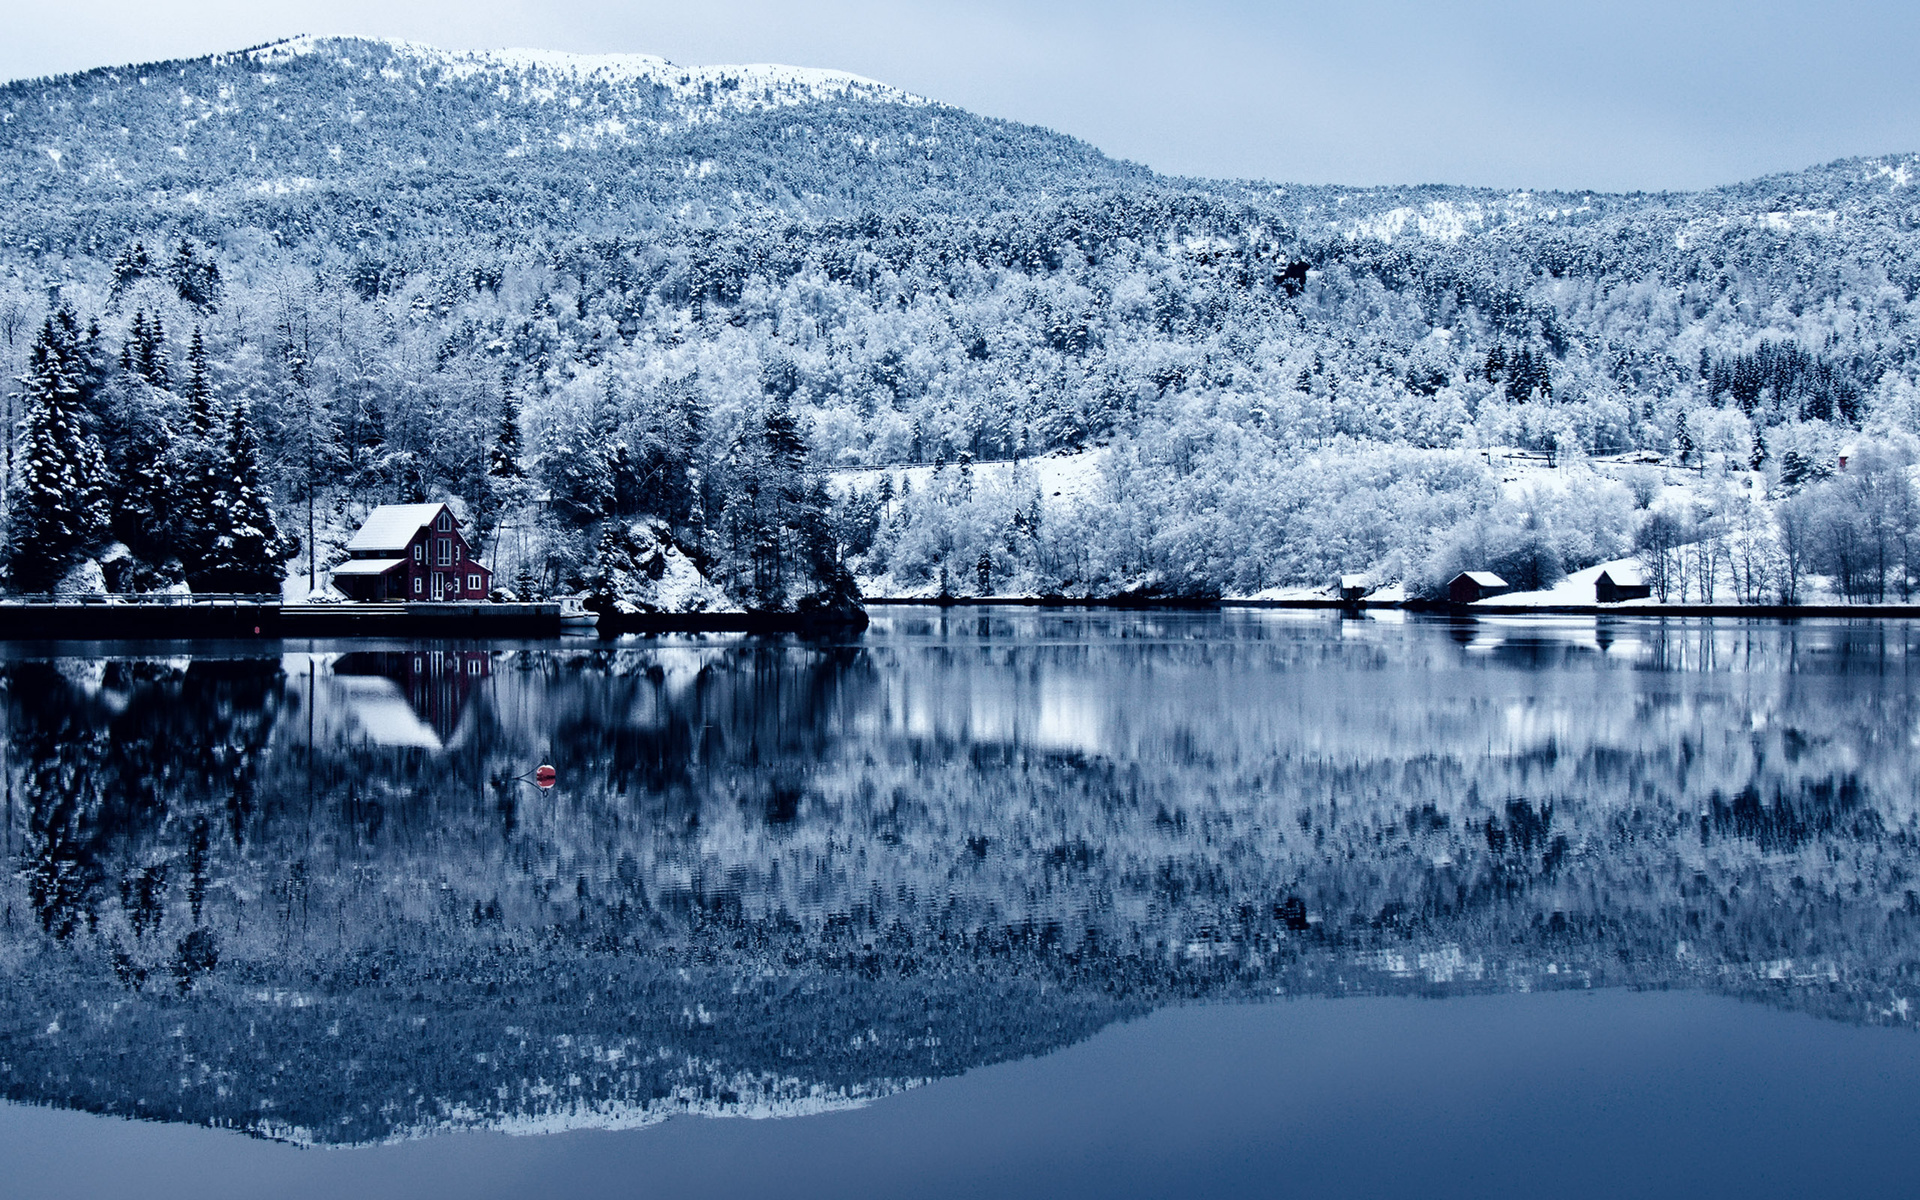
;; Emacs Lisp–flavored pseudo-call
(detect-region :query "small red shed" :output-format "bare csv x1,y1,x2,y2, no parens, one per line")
1448,571,1510,604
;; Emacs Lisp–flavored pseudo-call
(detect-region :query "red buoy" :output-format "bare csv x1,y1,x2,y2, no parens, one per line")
534,765,557,789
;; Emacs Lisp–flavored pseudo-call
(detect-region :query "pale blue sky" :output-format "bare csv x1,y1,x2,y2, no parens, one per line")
3,0,1915,191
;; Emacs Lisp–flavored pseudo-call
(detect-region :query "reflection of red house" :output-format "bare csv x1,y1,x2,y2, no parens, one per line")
333,650,491,746
331,504,492,602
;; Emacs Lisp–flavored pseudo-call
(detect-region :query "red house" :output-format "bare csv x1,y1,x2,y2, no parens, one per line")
330,504,492,602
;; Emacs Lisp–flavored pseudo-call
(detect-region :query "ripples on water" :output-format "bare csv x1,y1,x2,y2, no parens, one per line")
1,610,1917,1145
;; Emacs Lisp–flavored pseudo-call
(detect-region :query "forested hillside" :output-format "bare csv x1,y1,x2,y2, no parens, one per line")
3,36,1919,602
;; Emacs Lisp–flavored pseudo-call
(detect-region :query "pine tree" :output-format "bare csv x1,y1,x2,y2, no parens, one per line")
487,391,524,481
108,401,176,568
124,310,171,389
184,326,212,438
194,402,286,593
119,312,141,373
169,240,222,310
6,311,112,589
1781,449,1809,490
145,311,169,389
170,329,222,580
108,242,152,305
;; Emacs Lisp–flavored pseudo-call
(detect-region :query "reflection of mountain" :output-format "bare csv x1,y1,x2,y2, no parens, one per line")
2,614,1919,1144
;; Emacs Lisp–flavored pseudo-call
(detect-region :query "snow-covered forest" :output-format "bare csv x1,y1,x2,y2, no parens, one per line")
4,36,1920,603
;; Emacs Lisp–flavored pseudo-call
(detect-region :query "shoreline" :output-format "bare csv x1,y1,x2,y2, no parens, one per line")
4,596,1916,642
864,595,1920,618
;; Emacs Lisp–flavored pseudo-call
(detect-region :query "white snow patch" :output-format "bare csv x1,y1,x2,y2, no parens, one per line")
831,446,1110,508
1480,557,1656,608
245,36,925,118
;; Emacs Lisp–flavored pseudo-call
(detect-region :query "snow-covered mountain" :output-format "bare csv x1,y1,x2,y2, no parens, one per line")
244,35,923,112
1,38,1918,603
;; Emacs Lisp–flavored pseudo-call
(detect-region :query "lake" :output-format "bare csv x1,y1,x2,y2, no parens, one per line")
2,609,1917,1198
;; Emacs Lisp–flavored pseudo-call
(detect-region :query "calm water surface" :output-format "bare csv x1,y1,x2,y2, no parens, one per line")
2,609,1918,1198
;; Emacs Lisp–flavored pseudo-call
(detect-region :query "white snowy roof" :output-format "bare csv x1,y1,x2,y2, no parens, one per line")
1339,574,1368,589
1596,566,1645,586
331,557,406,576
1455,571,1508,587
346,505,448,553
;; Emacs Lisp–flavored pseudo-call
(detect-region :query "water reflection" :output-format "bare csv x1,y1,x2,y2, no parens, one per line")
325,651,494,749
2,611,1918,1144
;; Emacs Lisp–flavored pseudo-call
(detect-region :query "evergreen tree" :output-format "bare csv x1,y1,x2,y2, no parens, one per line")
169,240,222,310
119,311,143,374
194,402,286,592
123,310,170,389
487,390,524,481
715,395,854,611
170,330,223,580
6,311,112,589
184,326,212,438
478,384,527,536
1780,449,1810,491
107,397,177,569
108,242,152,305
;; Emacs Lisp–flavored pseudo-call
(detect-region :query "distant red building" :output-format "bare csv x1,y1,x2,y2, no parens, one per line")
1448,571,1510,604
331,503,492,602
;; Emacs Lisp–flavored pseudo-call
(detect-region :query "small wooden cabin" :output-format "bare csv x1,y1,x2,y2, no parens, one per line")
1335,574,1368,603
1448,571,1509,604
1595,568,1652,604
331,503,492,602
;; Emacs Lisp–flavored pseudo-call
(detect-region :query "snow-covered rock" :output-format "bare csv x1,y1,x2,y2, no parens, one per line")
53,559,108,600
588,521,732,614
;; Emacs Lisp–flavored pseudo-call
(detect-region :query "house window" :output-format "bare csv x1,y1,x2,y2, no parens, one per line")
437,511,452,532
413,544,423,563
468,573,483,592
412,577,423,594
436,540,454,566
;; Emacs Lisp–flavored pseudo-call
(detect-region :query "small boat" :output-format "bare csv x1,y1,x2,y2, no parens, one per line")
558,597,600,632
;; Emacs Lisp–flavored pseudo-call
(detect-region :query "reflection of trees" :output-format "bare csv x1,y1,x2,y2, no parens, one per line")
3,621,1920,1143
3,658,282,940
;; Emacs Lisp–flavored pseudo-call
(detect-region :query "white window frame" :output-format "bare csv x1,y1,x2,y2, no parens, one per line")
436,511,452,532
412,576,423,594
413,543,423,563
468,573,483,592
436,539,454,566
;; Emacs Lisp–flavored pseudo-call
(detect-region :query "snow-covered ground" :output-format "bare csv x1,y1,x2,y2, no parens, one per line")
830,446,1111,507
1478,559,1657,608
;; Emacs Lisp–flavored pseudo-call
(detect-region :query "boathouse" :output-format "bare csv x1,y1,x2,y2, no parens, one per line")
331,504,492,602
1448,571,1510,604
1335,574,1368,602
1594,567,1652,604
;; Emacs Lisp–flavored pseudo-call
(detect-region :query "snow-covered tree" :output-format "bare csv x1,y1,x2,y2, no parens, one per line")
193,402,287,593
5,310,112,589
